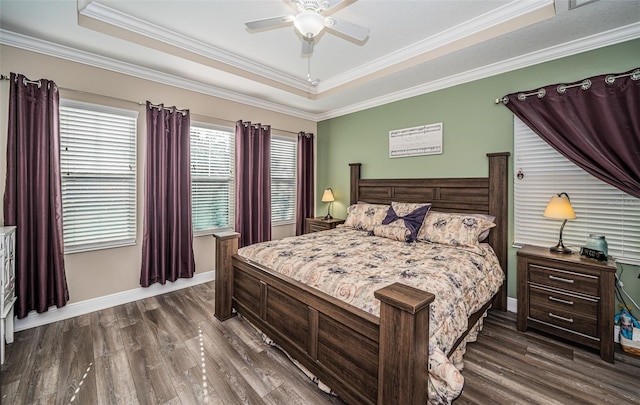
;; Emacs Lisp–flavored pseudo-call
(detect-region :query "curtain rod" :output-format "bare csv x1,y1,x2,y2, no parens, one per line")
494,68,640,104
1,73,302,135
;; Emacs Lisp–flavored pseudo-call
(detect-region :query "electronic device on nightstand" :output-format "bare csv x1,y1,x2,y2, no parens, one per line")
580,234,609,262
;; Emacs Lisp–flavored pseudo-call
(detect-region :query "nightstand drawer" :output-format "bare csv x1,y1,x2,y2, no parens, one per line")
529,304,597,337
304,217,345,234
529,285,598,318
529,264,599,296
308,222,329,233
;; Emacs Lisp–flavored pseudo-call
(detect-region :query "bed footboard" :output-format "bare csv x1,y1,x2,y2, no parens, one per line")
213,232,435,405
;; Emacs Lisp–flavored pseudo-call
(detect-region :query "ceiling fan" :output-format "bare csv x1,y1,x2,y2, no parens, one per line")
245,0,369,55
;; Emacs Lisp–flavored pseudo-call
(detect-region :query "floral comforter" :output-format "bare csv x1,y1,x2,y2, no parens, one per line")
237,226,505,404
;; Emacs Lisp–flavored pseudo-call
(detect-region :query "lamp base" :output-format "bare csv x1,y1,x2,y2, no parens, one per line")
324,214,333,220
549,243,571,254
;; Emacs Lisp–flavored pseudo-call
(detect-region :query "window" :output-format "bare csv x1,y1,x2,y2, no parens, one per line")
513,117,640,264
60,100,137,253
271,137,297,225
190,124,234,234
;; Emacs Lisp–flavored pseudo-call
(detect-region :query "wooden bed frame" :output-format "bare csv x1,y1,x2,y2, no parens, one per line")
214,152,509,405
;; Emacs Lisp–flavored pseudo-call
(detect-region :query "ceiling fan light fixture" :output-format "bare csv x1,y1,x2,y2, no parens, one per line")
293,10,325,38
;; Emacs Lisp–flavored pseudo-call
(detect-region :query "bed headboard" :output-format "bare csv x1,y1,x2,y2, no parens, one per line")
349,152,510,310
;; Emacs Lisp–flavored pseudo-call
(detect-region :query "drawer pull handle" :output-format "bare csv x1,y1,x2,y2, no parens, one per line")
548,296,574,305
548,275,574,284
548,312,574,323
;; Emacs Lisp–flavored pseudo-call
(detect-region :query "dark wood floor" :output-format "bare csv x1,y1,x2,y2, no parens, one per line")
1,282,639,404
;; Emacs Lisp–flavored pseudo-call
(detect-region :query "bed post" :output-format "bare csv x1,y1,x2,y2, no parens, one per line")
374,283,435,405
349,163,361,205
487,152,510,311
213,231,240,321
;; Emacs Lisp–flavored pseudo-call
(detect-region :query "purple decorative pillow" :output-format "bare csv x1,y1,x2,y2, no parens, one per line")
382,202,431,242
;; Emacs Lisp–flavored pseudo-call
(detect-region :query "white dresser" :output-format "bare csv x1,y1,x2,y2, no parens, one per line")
1,226,16,365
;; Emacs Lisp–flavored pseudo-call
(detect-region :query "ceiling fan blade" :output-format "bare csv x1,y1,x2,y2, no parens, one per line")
325,16,369,42
302,38,314,55
245,15,294,30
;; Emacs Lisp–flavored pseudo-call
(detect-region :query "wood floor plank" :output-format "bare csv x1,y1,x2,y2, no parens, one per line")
0,326,40,387
0,378,20,404
126,346,178,405
92,307,125,358
115,301,146,329
61,312,91,333
466,341,601,405
156,293,200,340
55,324,98,405
95,350,139,405
184,331,268,405
3,285,639,405
200,319,284,397
173,365,225,405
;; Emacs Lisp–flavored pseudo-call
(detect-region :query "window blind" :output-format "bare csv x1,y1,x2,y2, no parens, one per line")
514,117,640,264
60,100,137,253
271,137,297,225
190,124,234,234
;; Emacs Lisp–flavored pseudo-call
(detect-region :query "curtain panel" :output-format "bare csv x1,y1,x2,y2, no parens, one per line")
502,67,640,199
140,102,195,287
235,120,271,247
296,132,314,235
3,73,68,318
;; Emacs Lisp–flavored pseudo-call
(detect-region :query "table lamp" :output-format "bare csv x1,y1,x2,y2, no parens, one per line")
321,188,335,220
543,192,576,254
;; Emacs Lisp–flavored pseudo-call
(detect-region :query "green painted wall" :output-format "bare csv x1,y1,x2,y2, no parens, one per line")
317,38,640,304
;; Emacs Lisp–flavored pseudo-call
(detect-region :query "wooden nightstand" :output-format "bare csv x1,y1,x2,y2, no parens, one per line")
517,245,617,363
304,217,345,234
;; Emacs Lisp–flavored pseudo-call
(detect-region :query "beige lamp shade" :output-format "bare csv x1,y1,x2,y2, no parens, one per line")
543,192,576,254
543,194,576,220
321,188,335,203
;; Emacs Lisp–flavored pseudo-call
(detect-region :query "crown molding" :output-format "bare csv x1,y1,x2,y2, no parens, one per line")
2,19,638,123
316,21,640,121
0,29,317,121
317,0,554,92
80,1,314,93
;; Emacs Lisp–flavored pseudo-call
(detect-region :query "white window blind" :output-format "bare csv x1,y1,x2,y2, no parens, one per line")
514,117,640,264
60,100,137,253
191,124,234,234
271,137,297,225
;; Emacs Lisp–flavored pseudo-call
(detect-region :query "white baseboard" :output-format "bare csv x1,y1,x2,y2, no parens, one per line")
14,271,215,332
507,297,517,313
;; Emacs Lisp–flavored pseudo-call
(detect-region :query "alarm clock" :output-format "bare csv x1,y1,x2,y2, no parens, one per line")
580,246,608,262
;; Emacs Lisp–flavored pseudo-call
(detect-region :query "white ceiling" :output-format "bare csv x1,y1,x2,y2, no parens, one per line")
1,0,639,121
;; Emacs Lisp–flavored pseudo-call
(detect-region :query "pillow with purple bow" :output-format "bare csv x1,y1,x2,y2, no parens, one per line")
382,202,432,242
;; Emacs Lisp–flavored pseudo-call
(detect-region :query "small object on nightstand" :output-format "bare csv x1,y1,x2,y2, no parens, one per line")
517,245,616,363
305,217,344,234
579,246,608,262
584,234,608,255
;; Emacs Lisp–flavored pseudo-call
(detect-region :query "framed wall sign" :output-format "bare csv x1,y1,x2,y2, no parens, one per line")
389,122,443,158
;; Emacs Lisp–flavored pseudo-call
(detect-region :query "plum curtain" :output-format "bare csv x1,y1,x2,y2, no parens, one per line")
501,67,640,199
296,132,314,236
3,72,68,318
235,120,271,247
140,102,195,287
